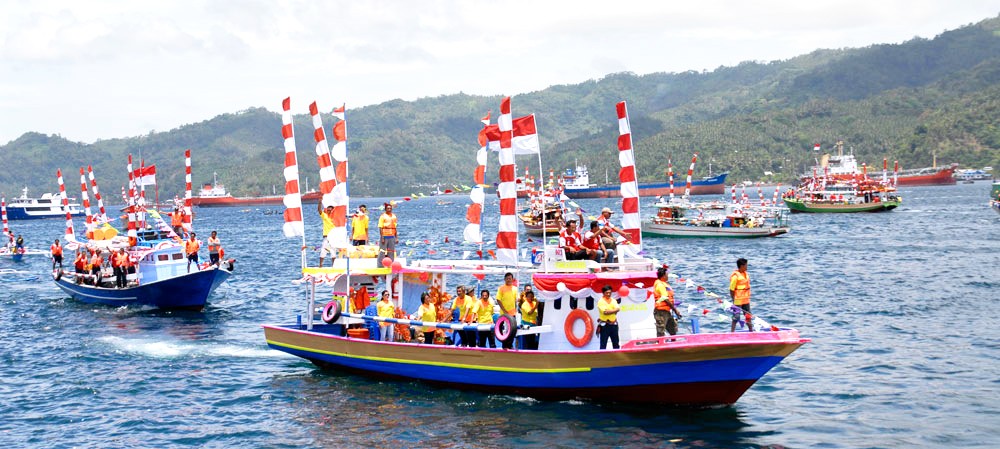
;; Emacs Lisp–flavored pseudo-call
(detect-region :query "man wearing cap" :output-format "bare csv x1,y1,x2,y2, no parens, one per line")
597,207,630,249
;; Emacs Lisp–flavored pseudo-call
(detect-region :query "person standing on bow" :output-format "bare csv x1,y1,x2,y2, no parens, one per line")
597,285,621,349
653,267,682,336
170,207,185,238
317,202,336,268
495,272,518,349
730,257,754,332
376,290,395,342
351,204,369,247
378,202,398,264
207,231,222,266
185,232,200,273
50,238,63,271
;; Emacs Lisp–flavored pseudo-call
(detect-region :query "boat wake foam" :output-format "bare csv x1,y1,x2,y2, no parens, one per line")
98,335,282,359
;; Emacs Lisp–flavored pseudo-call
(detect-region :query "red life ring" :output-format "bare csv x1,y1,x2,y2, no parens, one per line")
321,300,342,324
564,308,594,348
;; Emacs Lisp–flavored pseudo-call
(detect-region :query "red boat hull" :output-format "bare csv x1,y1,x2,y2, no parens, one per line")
895,166,957,186
192,191,322,207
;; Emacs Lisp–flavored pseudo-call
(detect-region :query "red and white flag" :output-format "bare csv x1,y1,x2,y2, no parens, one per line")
79,168,94,239
511,115,540,155
281,97,304,238
87,166,107,224
615,101,641,252
133,164,157,186
464,113,491,244
57,169,75,241
328,104,349,249
1,198,7,237
183,150,193,232
495,97,518,265
309,102,338,210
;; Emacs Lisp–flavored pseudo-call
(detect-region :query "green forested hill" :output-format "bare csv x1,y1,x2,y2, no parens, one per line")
2,16,998,199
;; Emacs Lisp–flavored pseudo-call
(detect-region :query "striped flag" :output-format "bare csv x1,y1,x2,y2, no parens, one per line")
464,114,490,244
126,156,137,242
79,168,94,239
309,102,337,209
615,101,641,251
495,96,518,265
328,104,349,249
683,153,697,199
183,150,193,232
281,97,304,238
1,198,7,237
88,166,107,224
57,169,75,241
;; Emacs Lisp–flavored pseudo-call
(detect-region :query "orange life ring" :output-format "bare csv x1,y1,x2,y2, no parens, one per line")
564,308,594,347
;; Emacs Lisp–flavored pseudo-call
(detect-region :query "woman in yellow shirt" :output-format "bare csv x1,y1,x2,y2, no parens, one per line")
519,290,539,350
416,292,437,344
476,290,496,348
597,285,621,349
376,290,395,342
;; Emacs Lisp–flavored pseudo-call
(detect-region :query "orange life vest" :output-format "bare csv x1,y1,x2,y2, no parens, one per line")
207,236,221,253
731,270,751,306
90,254,103,268
379,213,397,237
50,244,63,256
185,239,200,255
171,212,183,227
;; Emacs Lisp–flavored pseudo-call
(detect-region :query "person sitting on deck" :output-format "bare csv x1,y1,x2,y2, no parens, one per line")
560,210,590,261
583,221,614,264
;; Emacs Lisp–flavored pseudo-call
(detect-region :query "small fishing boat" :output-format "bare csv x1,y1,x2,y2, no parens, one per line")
642,202,790,238
518,196,564,236
52,234,232,311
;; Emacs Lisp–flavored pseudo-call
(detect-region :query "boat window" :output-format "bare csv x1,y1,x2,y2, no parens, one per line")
158,254,169,261
172,253,184,260
586,296,594,310
569,297,578,310
553,297,561,310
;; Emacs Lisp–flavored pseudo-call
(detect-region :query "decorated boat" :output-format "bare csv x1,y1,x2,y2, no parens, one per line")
561,164,727,198
803,141,955,187
518,195,564,236
642,201,790,238
783,181,901,213
51,153,232,310
263,98,807,407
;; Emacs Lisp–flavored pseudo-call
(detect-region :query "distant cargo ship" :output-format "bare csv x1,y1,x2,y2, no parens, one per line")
191,174,321,207
804,141,956,187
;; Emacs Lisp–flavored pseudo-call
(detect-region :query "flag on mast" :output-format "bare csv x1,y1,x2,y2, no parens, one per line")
281,97,304,238
495,96,518,265
615,101,641,253
57,169,75,241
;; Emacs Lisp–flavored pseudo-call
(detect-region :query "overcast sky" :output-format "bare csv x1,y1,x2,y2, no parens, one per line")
1,0,996,144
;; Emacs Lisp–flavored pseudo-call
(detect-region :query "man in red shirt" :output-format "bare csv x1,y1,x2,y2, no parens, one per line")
560,210,593,261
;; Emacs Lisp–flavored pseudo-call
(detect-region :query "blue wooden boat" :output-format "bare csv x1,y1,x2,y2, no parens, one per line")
53,240,231,311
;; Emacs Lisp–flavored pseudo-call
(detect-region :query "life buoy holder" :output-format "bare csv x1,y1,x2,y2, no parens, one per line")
321,299,342,324
564,308,594,348
494,314,517,344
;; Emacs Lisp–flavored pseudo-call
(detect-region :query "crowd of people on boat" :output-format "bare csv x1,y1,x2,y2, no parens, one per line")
558,207,631,263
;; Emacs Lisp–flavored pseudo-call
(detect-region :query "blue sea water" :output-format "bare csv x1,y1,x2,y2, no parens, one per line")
1,182,998,448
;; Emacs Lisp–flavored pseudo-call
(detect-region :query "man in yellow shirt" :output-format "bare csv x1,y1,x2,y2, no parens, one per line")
729,257,753,332
318,202,336,267
495,272,518,349
451,285,475,347
351,204,369,247
597,285,621,349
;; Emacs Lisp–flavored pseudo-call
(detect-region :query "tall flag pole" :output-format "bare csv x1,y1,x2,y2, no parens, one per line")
329,104,349,250
773,183,781,205
138,158,147,228
731,184,737,204
309,102,337,209
495,97,518,266
683,153,697,200
79,168,94,239
615,101,641,254
464,111,490,244
882,158,888,184
667,159,675,202
1,198,7,238
57,169,75,241
893,160,899,186
87,165,106,224
183,150,193,233
126,155,138,244
281,98,305,245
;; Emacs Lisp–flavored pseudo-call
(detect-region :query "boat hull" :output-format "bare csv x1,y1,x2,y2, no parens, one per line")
783,198,900,213
192,191,322,207
263,324,807,406
5,207,85,220
53,267,231,310
564,174,728,199
895,166,957,186
641,223,789,238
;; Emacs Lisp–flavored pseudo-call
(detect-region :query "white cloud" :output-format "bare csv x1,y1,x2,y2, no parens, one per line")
0,0,997,143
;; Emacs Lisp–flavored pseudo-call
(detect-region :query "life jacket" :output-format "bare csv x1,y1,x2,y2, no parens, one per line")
559,229,582,250
171,212,183,227
582,231,601,250
74,254,86,270
50,244,63,256
185,239,200,255
653,279,674,311
207,236,221,253
379,213,397,237
90,254,103,268
731,270,751,305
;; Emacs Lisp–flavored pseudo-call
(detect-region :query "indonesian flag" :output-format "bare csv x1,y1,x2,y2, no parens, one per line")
133,165,157,186
814,143,821,152
511,115,540,155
